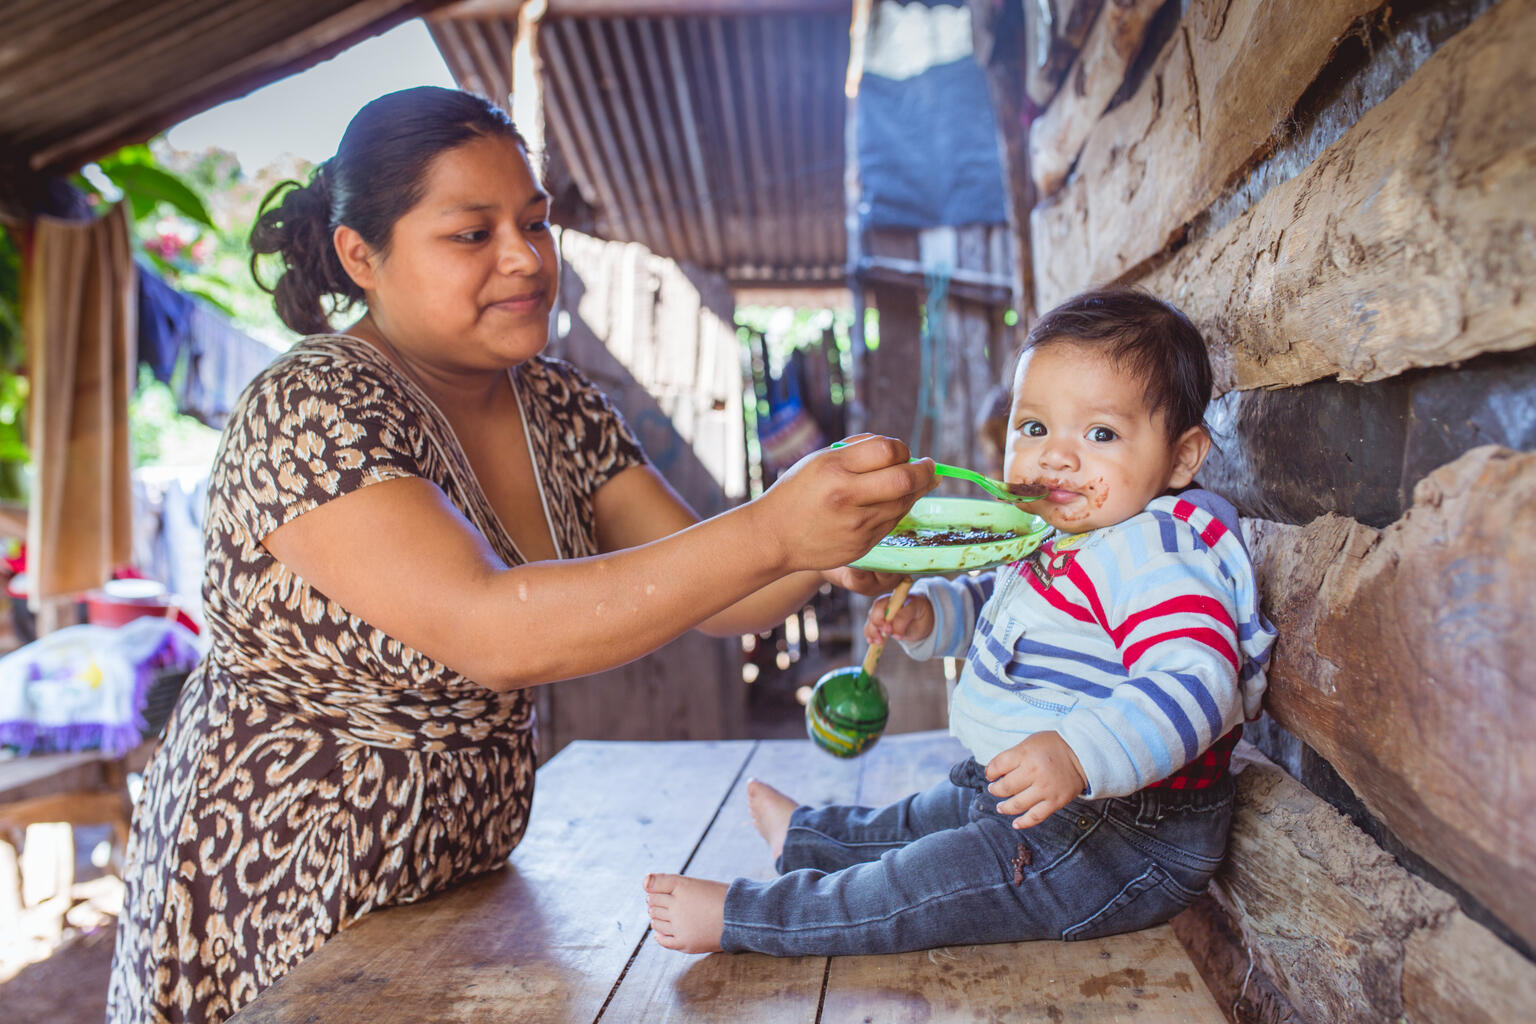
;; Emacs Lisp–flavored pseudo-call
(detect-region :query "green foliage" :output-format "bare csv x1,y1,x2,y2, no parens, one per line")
89,145,216,229
0,225,20,368
0,226,28,502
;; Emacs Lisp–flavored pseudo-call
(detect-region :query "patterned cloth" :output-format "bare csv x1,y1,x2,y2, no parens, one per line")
900,489,1276,799
107,336,645,1023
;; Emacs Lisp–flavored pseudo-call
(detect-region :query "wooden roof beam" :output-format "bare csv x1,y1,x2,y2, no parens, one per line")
25,0,461,172
438,1,850,18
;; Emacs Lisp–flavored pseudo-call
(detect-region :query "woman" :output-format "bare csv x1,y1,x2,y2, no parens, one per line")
107,86,931,1023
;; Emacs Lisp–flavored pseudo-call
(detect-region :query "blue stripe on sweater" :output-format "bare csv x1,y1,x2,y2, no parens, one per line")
1123,677,1198,765
1013,637,1121,687
1004,661,1114,696
1169,671,1224,738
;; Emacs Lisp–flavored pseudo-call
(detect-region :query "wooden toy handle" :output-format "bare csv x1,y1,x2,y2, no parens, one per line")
861,577,914,677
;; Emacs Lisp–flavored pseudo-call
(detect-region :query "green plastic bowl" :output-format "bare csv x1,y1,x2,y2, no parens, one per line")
850,496,1051,575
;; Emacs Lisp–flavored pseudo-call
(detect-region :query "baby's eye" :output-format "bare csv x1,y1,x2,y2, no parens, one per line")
1020,420,1046,437
524,219,551,234
1088,426,1118,443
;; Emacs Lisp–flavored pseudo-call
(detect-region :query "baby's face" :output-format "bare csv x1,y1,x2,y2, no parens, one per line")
1003,343,1193,534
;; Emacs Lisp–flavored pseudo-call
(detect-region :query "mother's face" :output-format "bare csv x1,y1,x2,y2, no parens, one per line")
357,133,559,372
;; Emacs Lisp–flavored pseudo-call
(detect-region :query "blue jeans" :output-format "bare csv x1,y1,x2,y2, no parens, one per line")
720,759,1233,956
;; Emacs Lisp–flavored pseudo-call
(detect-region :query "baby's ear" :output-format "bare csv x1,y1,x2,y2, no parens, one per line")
1168,425,1211,489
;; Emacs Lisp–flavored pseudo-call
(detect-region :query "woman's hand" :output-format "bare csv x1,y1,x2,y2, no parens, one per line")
985,732,1088,829
753,435,935,573
820,565,907,596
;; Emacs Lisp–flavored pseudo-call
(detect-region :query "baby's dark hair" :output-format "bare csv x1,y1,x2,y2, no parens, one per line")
250,86,527,335
1022,287,1212,440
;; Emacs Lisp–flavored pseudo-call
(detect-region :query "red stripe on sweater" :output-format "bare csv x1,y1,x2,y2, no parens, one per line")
1023,565,1097,623
1065,559,1112,632
1172,499,1230,549
1112,594,1237,647
1122,626,1240,673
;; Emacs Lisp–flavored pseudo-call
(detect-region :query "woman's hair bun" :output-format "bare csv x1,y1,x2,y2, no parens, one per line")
249,162,361,336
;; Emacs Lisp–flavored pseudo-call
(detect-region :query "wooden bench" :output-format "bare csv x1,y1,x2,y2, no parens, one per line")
232,730,1225,1022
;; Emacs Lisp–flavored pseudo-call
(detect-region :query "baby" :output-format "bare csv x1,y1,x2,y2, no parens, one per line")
644,288,1276,955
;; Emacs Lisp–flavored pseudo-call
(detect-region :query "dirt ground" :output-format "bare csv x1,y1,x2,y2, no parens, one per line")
1,822,121,1024
2,923,116,1024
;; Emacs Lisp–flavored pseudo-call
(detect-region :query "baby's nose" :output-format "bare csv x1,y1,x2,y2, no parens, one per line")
1039,443,1077,469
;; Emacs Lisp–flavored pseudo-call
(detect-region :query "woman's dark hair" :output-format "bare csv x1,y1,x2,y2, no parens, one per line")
249,87,527,335
1021,287,1213,440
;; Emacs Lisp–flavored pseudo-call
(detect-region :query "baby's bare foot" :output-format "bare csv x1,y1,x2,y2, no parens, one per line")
746,779,797,861
644,873,727,954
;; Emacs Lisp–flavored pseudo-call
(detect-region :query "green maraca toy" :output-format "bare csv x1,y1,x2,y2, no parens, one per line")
806,578,911,758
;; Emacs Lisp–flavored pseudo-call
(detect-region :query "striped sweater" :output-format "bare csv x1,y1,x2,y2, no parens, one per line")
899,490,1276,799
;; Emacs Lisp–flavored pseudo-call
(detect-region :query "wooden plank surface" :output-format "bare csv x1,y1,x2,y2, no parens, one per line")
233,732,1224,1022
600,738,868,1023
231,740,754,1024
1030,0,1382,311
1215,744,1536,1024
1246,446,1536,948
0,752,111,803
1143,0,1536,392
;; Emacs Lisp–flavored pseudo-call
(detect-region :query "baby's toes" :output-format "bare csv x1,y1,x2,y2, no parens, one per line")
644,872,681,895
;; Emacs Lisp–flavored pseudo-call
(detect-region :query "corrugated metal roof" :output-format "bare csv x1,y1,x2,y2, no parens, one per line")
0,0,457,176
430,2,851,287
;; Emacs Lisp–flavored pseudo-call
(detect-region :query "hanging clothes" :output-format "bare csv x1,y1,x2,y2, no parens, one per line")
176,299,282,428
134,260,192,384
857,0,1008,230
758,347,827,479
22,204,136,603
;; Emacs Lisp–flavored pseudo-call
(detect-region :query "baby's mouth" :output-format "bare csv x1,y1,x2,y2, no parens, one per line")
1018,479,1081,503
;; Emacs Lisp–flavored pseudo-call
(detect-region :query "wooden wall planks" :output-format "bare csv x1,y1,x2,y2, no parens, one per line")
1245,446,1536,948
533,231,749,758
1029,0,1383,311
997,0,1536,1012
1145,0,1536,393
1217,745,1536,1024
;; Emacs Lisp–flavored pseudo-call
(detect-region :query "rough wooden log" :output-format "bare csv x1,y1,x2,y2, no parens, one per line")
1216,743,1536,1024
1245,446,1536,947
1198,346,1536,529
1144,0,1536,392
1028,0,1164,199
1169,895,1299,1024
1402,910,1536,1024
1030,0,1382,310
1024,0,1105,111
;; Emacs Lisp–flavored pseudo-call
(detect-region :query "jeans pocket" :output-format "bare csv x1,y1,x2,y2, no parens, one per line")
1060,863,1198,941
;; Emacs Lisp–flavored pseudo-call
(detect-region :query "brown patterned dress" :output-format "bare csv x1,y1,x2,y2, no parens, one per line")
106,336,645,1023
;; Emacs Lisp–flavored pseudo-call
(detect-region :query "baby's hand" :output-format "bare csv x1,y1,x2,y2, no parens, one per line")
985,732,1087,829
863,593,934,646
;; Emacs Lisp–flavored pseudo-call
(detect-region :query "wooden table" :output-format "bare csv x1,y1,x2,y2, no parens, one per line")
232,730,1224,1023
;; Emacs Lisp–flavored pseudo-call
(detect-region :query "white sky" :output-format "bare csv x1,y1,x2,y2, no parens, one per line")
165,20,455,171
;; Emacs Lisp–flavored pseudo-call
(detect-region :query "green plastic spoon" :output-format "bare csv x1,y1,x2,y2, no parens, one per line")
830,442,1044,503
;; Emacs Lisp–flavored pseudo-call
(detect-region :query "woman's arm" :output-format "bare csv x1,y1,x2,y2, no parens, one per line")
591,461,903,637
262,436,933,690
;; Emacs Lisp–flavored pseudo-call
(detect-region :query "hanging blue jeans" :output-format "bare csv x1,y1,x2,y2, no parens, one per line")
720,759,1233,956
